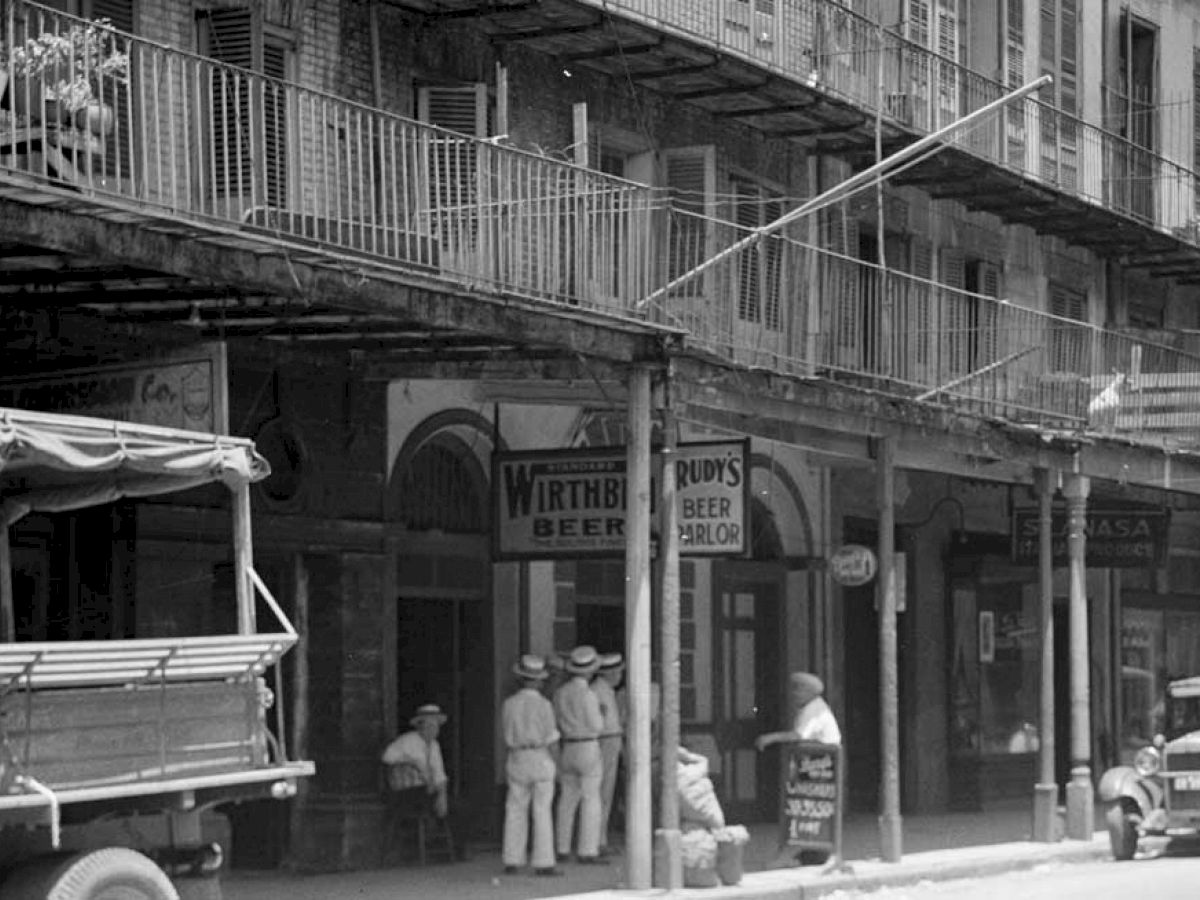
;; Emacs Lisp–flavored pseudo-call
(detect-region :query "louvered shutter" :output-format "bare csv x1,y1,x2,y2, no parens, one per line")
906,237,933,377
733,178,761,323
939,248,966,377
1005,0,1026,165
1049,282,1086,374
261,38,287,208
204,8,257,200
1193,49,1200,218
418,84,488,244
934,0,959,128
973,260,1002,370
86,0,134,180
662,146,715,302
822,204,860,366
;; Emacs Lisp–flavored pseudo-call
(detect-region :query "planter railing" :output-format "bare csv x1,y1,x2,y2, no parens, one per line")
586,0,1200,240
0,1,661,317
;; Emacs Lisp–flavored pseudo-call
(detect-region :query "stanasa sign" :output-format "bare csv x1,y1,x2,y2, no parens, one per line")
1010,507,1169,568
492,440,749,560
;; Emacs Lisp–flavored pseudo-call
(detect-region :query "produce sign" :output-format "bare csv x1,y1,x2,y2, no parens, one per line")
780,741,843,852
493,440,748,559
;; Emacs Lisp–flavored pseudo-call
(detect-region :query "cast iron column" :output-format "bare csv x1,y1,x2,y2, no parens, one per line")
876,436,902,861
1064,472,1093,839
1032,468,1058,841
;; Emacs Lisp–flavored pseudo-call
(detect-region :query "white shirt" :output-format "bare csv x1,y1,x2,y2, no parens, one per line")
503,687,560,750
794,696,841,746
381,730,447,789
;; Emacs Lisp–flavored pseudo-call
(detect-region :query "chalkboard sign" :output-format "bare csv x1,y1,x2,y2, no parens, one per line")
780,741,844,853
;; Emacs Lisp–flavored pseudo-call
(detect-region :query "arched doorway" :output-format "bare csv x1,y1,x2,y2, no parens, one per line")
390,428,495,840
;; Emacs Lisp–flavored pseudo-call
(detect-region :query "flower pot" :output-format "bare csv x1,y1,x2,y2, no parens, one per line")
682,863,720,888
715,839,744,886
72,99,115,136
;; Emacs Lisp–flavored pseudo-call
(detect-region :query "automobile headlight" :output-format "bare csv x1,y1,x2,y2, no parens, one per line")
1135,746,1162,777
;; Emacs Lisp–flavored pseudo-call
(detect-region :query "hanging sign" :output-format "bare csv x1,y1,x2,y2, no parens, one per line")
828,544,877,586
492,439,749,560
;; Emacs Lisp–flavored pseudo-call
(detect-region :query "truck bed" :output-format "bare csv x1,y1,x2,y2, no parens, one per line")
0,633,309,816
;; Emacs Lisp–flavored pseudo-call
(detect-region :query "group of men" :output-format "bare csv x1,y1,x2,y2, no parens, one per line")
500,644,626,876
381,659,841,876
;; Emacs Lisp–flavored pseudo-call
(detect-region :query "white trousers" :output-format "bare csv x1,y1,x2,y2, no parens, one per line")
555,739,602,857
502,748,556,868
598,735,622,848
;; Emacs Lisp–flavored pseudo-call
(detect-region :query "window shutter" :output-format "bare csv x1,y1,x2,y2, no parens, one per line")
939,248,966,375
906,237,933,369
418,84,489,137
90,0,134,31
662,146,715,300
973,260,1002,364
203,8,257,200
1195,48,1200,217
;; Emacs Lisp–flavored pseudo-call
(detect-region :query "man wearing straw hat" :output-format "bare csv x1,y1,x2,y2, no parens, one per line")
594,650,625,857
552,645,606,864
501,653,562,877
382,702,451,819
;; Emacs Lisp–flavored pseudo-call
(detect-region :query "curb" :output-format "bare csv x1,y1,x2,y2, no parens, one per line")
791,840,1112,899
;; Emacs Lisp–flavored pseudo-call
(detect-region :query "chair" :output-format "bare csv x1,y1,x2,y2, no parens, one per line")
381,764,457,866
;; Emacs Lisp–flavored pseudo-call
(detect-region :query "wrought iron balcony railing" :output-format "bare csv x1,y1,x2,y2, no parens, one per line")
3,2,1199,452
587,0,1199,240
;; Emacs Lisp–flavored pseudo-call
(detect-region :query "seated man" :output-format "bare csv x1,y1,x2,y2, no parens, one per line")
382,703,450,818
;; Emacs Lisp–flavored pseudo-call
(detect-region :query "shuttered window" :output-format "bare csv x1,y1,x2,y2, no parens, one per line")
731,175,784,330
1192,48,1200,217
200,7,289,206
662,146,716,300
1049,282,1086,372
1038,0,1077,189
1004,0,1026,165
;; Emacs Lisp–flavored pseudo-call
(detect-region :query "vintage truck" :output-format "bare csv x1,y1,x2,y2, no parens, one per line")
0,407,313,899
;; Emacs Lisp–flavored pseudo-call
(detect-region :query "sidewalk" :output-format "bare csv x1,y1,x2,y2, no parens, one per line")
222,801,1113,900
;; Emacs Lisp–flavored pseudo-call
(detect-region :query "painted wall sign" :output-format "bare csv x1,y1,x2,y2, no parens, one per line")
492,439,749,560
828,544,877,586
1010,507,1170,568
0,344,228,434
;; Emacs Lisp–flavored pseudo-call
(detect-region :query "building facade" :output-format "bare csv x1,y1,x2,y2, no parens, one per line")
5,0,1200,872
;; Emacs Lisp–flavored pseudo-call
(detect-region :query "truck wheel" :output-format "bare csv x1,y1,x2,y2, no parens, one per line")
2,848,180,900
1106,802,1139,861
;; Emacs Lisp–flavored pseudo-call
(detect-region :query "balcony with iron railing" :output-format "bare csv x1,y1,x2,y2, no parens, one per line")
2,2,1200,454
398,0,1200,276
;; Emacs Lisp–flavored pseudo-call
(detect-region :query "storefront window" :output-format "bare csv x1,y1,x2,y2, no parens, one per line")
1120,600,1200,760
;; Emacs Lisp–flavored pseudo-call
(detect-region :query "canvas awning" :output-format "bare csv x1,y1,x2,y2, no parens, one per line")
0,406,269,526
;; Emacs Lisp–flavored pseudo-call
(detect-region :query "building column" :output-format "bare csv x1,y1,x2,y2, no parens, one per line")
1032,469,1058,842
624,365,653,888
1064,472,1093,839
876,436,901,862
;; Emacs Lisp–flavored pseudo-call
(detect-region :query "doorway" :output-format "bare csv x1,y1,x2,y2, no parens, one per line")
712,560,784,823
396,594,493,840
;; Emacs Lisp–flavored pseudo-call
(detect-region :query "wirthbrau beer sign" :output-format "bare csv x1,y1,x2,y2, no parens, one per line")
1010,507,1170,568
493,440,749,560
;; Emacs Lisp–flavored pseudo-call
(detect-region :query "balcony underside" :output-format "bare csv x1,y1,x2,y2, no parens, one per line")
387,0,1200,284
0,184,665,372
882,147,1200,284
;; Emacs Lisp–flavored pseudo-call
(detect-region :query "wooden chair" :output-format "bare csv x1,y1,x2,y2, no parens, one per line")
381,764,456,866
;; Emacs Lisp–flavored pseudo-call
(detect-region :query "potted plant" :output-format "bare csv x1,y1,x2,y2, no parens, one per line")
4,17,128,134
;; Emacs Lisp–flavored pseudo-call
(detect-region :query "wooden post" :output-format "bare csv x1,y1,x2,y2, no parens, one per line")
0,526,13,643
876,436,902,862
1033,468,1059,842
625,365,653,889
658,395,682,890
233,482,256,635
289,552,310,856
1064,471,1093,840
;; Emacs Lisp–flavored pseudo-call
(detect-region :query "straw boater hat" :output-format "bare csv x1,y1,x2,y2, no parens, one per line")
513,653,551,681
565,644,601,676
790,672,824,696
599,651,624,672
410,703,448,727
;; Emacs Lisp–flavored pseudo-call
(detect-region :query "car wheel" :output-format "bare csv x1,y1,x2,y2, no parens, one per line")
1,848,179,899
1106,802,1139,861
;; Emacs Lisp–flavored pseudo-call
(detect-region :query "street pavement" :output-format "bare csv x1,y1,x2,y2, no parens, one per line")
221,800,1113,900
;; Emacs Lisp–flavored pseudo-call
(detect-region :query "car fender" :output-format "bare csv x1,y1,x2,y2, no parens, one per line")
1098,766,1159,817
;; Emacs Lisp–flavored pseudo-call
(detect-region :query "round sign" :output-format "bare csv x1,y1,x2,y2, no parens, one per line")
829,544,877,587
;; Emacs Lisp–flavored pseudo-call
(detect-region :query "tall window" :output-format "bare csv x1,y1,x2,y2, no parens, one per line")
730,174,784,330
1038,0,1078,189
198,7,291,209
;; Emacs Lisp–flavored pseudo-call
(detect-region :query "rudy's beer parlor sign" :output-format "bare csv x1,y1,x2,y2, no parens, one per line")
493,440,749,560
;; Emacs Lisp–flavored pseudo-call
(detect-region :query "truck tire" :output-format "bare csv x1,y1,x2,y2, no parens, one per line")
1,848,180,900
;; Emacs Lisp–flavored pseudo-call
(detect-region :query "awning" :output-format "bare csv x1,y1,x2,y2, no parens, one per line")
0,407,269,526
